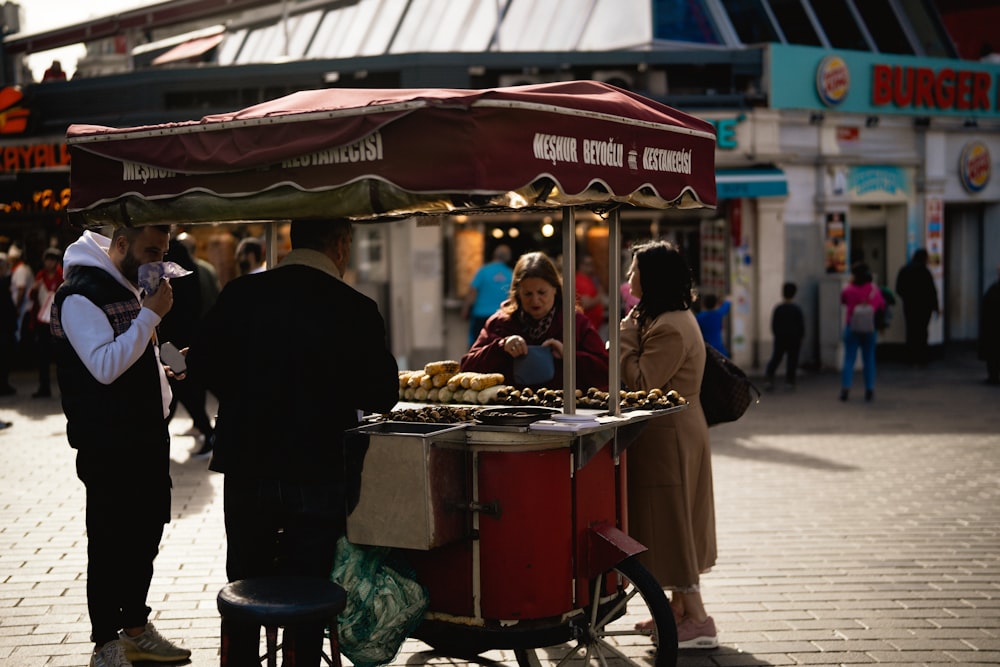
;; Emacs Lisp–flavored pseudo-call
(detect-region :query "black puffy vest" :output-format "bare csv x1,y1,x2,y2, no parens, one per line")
51,266,168,453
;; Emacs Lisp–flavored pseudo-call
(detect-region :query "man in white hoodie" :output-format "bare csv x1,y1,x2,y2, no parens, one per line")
51,226,191,667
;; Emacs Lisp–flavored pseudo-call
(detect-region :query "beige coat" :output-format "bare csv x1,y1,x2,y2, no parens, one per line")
619,308,717,589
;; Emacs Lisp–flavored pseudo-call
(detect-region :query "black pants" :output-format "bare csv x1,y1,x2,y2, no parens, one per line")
167,376,214,437
223,477,345,666
765,336,801,385
903,307,932,365
36,324,53,393
77,449,171,645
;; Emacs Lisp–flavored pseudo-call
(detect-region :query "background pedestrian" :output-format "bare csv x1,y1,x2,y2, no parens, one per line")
840,262,886,402
695,293,731,357
979,263,1000,385
895,248,939,367
461,244,512,347
30,247,63,398
764,281,805,390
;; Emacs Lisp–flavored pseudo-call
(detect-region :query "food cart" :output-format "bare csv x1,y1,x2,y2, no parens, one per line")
66,80,717,667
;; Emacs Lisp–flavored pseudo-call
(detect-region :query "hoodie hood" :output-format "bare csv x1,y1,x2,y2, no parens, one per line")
63,230,139,297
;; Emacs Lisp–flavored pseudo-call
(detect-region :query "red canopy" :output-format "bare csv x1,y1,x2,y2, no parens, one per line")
66,80,716,227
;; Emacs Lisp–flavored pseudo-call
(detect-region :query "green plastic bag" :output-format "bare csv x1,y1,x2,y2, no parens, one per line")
331,537,428,667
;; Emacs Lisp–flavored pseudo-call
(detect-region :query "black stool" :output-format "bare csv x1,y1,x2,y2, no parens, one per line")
217,576,347,667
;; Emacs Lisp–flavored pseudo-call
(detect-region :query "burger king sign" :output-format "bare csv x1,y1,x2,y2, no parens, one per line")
816,55,850,107
959,141,990,193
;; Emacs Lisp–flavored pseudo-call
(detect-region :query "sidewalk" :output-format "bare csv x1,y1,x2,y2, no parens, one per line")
1,345,997,666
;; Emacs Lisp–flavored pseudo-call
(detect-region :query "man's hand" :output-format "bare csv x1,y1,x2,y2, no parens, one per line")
144,279,174,317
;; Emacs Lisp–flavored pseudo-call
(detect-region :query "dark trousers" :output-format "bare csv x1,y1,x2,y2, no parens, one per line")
223,477,345,666
0,330,13,389
167,376,214,437
36,324,53,392
77,450,170,645
765,336,801,385
903,307,932,365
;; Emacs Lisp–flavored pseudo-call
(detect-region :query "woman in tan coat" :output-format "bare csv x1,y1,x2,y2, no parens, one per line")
620,240,718,649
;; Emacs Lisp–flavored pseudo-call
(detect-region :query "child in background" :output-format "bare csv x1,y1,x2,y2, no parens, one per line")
695,294,731,357
764,282,805,390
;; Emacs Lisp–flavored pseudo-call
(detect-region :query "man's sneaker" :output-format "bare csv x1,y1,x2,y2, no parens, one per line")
676,615,719,649
90,640,133,667
118,623,191,662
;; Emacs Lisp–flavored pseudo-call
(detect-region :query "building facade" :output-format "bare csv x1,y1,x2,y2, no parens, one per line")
2,0,997,370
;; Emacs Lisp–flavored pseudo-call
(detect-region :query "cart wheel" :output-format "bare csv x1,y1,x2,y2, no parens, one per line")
513,556,676,667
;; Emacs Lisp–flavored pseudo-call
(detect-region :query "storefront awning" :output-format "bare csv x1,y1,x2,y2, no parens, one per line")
152,33,224,66
716,168,787,199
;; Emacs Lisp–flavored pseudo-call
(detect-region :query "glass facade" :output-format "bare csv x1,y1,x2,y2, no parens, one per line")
652,0,723,45
215,0,958,65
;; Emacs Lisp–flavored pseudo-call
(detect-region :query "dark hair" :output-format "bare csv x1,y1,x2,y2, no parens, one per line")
632,240,694,321
235,236,264,262
850,261,872,284
502,251,562,314
782,281,797,299
702,294,718,310
290,218,352,251
912,248,929,264
113,225,169,242
167,238,197,272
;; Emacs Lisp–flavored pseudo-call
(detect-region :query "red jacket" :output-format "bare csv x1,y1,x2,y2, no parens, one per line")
461,306,609,391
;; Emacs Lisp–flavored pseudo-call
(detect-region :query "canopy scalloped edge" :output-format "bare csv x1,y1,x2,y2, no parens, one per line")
68,177,711,229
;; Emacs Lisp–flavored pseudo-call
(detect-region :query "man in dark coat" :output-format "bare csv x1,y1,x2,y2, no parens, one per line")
895,248,939,367
980,263,1000,385
187,218,399,666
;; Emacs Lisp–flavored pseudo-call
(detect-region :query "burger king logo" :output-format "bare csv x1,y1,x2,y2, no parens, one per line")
816,55,850,107
959,141,990,193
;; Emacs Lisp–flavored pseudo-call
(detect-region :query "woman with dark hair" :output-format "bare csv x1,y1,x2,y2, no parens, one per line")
840,261,886,401
619,240,719,649
460,251,609,391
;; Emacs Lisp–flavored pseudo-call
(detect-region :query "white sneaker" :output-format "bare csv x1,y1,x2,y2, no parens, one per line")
118,623,191,662
90,640,133,667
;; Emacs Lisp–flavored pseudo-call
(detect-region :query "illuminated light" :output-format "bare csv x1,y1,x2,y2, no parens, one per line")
541,223,555,238
508,228,520,238
491,228,504,239
454,215,468,223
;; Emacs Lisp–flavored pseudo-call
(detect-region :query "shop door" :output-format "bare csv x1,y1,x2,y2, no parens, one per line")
944,204,984,342
848,207,887,286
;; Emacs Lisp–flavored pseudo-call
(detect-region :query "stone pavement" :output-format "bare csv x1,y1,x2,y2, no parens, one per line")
1,345,998,666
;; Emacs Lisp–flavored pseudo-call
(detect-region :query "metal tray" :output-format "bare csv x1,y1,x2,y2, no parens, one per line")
475,406,559,426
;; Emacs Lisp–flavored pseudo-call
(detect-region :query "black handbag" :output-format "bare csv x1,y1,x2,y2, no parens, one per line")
700,344,760,426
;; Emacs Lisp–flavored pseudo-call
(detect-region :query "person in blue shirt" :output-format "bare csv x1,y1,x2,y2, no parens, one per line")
695,294,731,357
461,244,513,346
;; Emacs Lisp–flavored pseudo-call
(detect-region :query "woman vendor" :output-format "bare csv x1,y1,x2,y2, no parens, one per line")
460,251,609,391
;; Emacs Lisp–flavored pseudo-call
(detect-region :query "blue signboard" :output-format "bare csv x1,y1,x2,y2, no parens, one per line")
768,44,1000,119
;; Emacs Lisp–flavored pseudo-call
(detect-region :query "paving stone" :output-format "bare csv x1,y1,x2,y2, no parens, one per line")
1,347,998,665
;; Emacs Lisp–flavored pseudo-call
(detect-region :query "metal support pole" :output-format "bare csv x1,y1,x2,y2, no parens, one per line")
264,222,278,270
562,206,576,413
608,208,621,416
